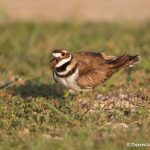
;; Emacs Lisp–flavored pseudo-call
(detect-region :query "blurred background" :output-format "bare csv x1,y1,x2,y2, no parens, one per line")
0,0,150,22
0,0,150,150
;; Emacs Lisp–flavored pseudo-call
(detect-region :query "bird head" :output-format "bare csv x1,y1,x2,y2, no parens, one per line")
50,49,72,68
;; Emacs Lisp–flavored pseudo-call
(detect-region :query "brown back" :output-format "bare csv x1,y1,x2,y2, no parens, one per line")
74,52,139,89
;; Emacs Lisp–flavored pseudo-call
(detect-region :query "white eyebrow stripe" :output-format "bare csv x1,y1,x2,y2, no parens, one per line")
53,53,62,58
55,55,72,68
62,50,68,53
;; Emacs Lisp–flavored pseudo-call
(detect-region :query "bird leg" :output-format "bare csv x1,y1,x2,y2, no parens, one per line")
73,92,82,105
84,88,97,114
91,87,97,100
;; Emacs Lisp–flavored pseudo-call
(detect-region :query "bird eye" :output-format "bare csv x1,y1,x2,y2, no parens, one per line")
62,52,65,56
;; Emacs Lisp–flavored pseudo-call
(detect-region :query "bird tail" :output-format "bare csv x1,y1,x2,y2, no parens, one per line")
106,54,140,69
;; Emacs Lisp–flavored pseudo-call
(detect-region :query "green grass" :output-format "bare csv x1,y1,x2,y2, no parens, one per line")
0,22,150,150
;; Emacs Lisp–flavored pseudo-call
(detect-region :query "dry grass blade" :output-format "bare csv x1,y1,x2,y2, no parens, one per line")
0,70,8,82
105,68,124,91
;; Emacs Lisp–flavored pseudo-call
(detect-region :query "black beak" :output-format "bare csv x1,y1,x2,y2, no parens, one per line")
50,57,62,69
50,58,55,63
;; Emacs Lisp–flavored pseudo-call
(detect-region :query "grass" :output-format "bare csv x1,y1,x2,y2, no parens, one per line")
0,22,150,150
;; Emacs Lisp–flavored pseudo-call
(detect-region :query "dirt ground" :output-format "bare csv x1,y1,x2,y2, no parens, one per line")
0,0,150,22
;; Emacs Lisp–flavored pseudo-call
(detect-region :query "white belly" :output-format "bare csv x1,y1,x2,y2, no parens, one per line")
54,69,81,91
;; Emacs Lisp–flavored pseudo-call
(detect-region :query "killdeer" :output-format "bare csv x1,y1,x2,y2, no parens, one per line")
50,49,140,94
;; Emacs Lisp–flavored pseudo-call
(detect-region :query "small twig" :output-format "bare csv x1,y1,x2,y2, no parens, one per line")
0,76,33,91
0,80,19,90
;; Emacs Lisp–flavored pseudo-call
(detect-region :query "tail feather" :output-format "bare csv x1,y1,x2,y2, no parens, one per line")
106,54,140,69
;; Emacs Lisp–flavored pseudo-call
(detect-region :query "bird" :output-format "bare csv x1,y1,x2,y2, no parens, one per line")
50,49,140,98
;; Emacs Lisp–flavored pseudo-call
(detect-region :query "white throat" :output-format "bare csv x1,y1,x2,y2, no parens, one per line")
55,54,72,68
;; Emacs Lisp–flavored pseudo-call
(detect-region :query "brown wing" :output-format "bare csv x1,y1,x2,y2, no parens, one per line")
74,52,139,89
74,52,116,88
74,51,115,71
